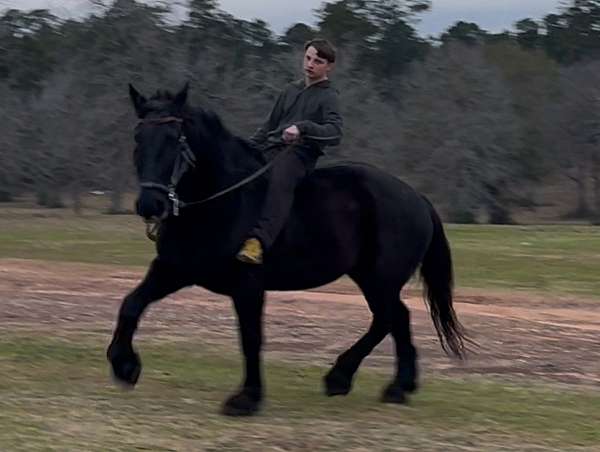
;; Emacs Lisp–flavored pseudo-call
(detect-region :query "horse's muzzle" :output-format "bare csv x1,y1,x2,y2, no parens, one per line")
136,189,169,220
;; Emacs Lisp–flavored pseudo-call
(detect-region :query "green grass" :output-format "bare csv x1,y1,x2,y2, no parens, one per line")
0,210,153,267
2,209,600,297
0,334,598,451
448,224,600,296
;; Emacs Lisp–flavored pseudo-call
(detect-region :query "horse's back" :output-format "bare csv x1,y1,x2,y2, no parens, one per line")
309,162,428,207
303,162,433,231
309,162,435,254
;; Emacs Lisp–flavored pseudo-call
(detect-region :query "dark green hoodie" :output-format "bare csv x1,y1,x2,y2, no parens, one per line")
250,79,343,154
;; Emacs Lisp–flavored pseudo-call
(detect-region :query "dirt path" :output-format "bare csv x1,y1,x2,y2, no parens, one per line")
1,258,599,386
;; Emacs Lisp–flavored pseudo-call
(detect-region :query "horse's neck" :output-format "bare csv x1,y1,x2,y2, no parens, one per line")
215,137,263,183
169,118,266,257
184,125,264,200
180,129,266,252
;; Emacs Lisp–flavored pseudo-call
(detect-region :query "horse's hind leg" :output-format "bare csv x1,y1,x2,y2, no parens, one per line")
381,297,418,404
324,274,418,404
324,316,388,396
107,258,188,387
324,277,390,397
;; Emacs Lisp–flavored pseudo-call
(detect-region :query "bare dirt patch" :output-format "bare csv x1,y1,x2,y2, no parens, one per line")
1,258,599,387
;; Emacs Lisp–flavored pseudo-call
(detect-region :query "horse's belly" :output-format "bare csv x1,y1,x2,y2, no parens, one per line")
264,200,363,290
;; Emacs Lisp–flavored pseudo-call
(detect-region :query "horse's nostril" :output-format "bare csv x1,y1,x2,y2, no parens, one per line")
136,191,168,219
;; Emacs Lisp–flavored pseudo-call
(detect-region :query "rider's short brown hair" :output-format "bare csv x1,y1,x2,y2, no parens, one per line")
304,38,337,63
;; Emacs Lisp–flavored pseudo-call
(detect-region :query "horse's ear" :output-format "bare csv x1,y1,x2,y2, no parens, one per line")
129,83,147,118
174,82,189,110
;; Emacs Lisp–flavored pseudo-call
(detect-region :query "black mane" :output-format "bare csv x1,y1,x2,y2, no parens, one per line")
182,104,266,165
146,89,263,163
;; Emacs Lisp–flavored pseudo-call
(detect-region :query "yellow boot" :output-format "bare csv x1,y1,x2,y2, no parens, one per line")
236,238,263,264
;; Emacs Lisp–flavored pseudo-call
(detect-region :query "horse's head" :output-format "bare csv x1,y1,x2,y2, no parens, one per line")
129,83,190,221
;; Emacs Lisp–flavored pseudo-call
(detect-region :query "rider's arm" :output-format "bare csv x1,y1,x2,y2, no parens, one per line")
295,92,343,146
249,91,285,147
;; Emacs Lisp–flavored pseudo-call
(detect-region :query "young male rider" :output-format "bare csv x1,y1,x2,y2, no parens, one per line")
237,38,343,264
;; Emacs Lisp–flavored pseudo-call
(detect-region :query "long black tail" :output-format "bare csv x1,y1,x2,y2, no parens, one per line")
420,199,470,358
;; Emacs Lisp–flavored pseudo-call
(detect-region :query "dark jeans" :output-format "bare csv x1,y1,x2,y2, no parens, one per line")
250,146,320,250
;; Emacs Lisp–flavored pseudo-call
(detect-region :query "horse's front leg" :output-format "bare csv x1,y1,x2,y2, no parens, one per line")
107,258,188,387
223,269,265,416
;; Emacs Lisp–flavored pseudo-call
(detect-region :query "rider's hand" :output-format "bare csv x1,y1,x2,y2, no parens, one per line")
282,125,300,144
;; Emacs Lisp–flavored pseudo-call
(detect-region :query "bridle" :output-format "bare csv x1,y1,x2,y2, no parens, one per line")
137,116,196,217
136,115,277,241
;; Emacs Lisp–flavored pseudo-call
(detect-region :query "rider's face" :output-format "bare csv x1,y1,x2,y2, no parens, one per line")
303,46,332,82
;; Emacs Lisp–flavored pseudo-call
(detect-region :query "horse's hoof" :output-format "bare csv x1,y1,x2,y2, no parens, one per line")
222,391,262,416
107,345,142,387
397,366,419,393
324,368,352,397
381,384,407,404
402,380,418,394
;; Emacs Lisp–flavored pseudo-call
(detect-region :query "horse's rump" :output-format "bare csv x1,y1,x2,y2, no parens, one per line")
266,162,433,290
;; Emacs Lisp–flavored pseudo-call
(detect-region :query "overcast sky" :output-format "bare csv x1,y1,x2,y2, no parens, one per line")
1,0,564,36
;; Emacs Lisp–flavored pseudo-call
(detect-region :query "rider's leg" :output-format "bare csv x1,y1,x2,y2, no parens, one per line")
237,147,319,264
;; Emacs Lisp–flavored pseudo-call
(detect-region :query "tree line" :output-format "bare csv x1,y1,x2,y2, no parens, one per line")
0,0,599,223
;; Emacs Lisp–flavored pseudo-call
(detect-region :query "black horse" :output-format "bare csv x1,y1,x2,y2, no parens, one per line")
107,84,468,416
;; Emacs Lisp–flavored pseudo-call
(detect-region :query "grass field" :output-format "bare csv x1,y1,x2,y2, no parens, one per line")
2,208,600,297
1,207,600,450
1,334,599,451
